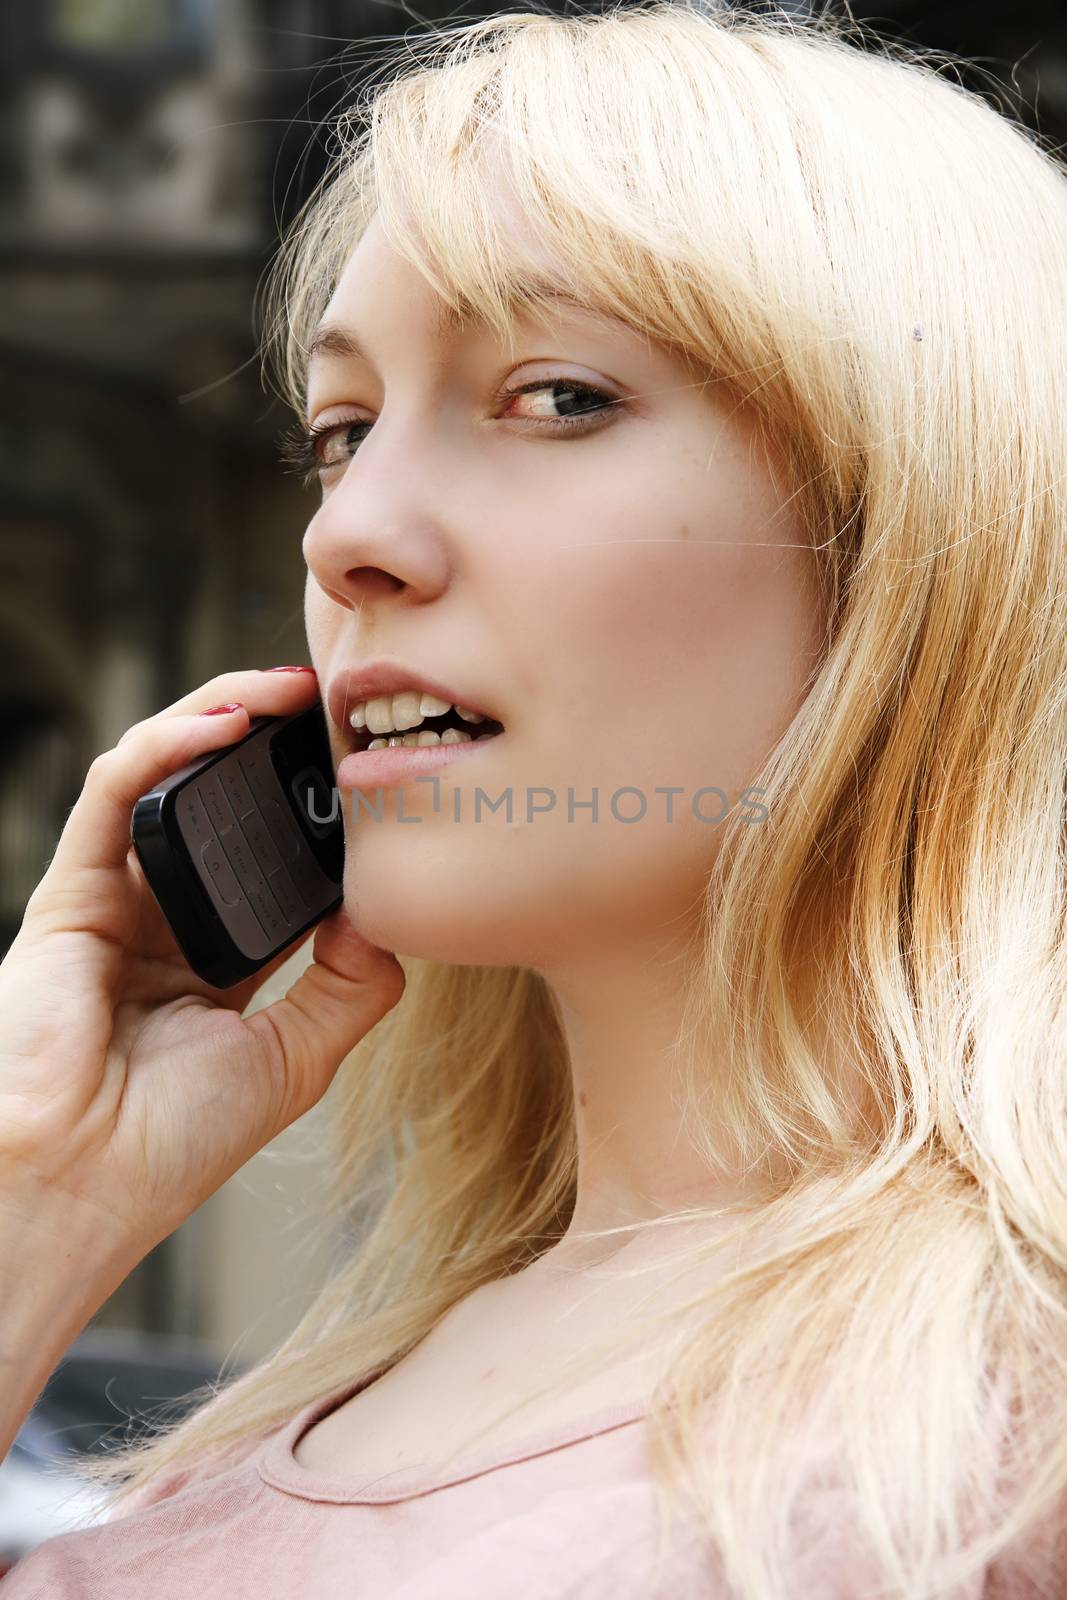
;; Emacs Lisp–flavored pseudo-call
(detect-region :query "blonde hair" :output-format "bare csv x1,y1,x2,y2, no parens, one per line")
72,3,1067,1594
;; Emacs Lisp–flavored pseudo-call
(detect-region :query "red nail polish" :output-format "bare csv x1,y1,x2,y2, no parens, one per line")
263,665,317,674
202,702,243,716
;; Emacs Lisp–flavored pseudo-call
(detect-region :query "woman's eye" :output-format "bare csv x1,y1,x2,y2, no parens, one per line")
278,375,623,487
319,421,367,469
499,376,620,428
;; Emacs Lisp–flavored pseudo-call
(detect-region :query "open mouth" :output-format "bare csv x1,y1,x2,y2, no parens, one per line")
350,705,506,754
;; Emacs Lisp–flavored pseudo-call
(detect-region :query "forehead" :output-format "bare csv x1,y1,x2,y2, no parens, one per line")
306,284,618,383
305,214,621,383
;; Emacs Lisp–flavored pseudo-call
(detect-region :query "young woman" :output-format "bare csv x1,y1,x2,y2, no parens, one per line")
0,3,1064,1595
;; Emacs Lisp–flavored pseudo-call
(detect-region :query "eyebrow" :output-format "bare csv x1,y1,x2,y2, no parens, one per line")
305,285,601,378
307,303,460,371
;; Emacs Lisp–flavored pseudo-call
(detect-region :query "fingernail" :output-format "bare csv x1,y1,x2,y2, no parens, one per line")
262,665,317,674
202,702,244,716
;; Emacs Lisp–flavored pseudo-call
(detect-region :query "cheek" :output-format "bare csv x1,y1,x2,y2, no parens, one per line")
534,532,805,706
513,521,819,803
502,426,788,680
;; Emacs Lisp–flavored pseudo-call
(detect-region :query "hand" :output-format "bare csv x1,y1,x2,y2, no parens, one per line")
0,667,404,1258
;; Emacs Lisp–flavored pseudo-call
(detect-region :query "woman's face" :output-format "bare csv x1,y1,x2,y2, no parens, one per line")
303,214,825,970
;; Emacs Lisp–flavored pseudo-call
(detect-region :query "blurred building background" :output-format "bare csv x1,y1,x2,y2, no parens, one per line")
0,0,1065,1373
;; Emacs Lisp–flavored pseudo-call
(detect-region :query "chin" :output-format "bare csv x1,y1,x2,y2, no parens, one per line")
337,820,584,969
339,867,521,968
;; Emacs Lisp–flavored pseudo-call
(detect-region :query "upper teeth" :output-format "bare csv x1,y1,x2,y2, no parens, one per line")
348,691,488,737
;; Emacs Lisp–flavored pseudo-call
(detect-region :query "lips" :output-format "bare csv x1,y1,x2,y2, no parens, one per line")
325,660,505,751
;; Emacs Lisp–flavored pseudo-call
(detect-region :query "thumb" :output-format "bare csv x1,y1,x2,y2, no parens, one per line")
243,904,405,1133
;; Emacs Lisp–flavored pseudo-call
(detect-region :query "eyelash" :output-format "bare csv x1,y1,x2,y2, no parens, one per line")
276,376,622,488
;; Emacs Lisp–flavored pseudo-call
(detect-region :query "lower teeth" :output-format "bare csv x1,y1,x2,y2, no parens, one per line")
366,729,499,751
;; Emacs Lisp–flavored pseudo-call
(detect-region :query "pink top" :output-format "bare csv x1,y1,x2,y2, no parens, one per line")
0,1370,1057,1597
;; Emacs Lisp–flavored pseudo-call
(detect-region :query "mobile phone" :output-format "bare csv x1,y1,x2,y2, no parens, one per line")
130,702,344,989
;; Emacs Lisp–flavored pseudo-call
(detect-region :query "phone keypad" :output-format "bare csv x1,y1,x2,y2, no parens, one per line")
265,864,304,920
175,749,340,960
239,808,283,877
199,836,241,906
217,763,256,824
200,779,236,837
179,788,215,850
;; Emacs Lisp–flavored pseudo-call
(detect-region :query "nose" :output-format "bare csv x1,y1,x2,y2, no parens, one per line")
302,450,452,613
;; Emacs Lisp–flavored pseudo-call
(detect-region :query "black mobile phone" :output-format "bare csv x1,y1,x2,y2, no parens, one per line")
130,702,344,990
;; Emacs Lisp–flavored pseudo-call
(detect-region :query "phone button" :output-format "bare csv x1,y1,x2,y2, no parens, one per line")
215,823,288,941
199,776,237,836
260,798,312,881
200,838,241,906
247,880,286,941
218,764,256,822
240,751,280,812
289,766,338,839
178,789,213,848
240,810,284,877
266,864,303,920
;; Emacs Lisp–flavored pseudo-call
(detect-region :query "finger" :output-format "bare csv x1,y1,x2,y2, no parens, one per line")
42,668,322,885
40,706,251,884
116,665,318,746
242,905,406,1135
